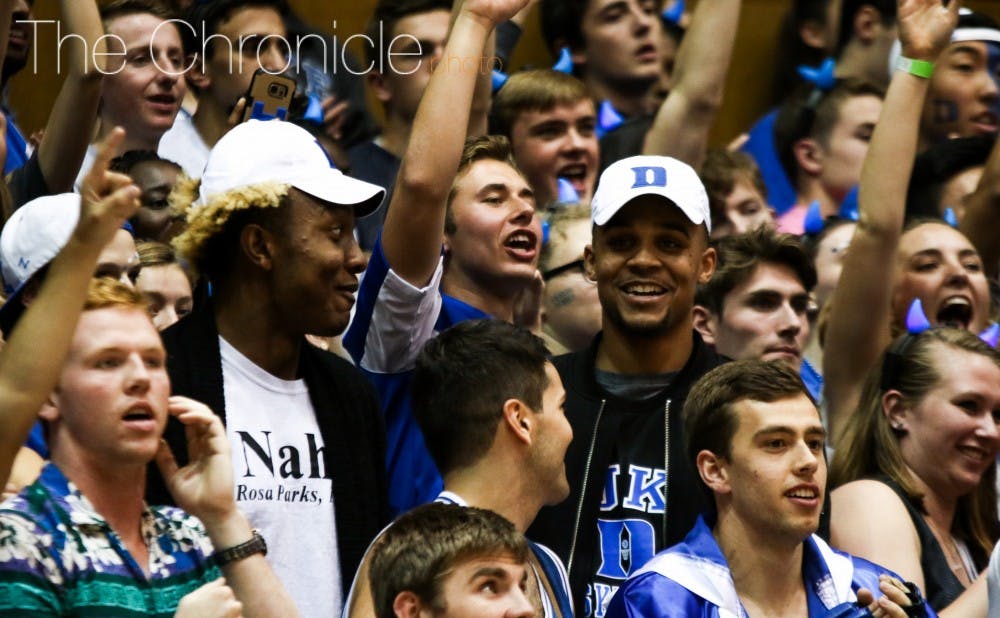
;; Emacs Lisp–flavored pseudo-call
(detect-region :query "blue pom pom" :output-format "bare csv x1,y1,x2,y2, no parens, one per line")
557,178,581,204
797,57,837,91
303,93,325,125
662,0,685,25
803,200,825,235
838,186,860,221
943,207,958,228
905,298,933,334
596,100,624,138
553,47,574,74
492,69,509,93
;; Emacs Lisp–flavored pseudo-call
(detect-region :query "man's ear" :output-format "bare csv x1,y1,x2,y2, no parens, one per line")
696,450,730,495
798,18,831,51
692,305,718,346
851,5,882,45
793,138,824,177
583,244,597,282
882,390,910,434
503,398,533,446
698,246,717,284
38,392,60,423
186,54,211,91
368,70,392,105
240,224,276,271
392,591,424,618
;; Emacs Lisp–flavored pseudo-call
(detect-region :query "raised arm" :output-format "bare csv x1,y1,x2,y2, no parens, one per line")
0,128,138,488
156,396,300,618
823,0,958,441
380,0,528,286
35,0,105,193
641,0,741,169
959,134,1000,280
462,0,497,139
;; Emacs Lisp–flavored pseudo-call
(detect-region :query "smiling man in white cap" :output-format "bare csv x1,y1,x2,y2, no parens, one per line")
527,154,726,618
147,118,389,617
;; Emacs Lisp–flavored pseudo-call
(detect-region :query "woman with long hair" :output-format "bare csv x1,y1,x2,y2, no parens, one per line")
831,327,1000,615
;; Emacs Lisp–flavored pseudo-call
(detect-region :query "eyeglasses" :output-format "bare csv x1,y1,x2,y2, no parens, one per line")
542,259,590,281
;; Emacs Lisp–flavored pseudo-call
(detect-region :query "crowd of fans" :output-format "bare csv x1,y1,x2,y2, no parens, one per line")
0,0,999,616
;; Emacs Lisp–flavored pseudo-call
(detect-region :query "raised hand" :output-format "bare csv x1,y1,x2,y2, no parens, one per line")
75,127,140,249
175,578,243,618
461,0,532,28
897,0,960,61
513,269,545,333
321,95,350,142
155,397,237,528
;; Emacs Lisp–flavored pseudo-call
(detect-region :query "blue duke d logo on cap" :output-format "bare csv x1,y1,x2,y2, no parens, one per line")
630,166,667,189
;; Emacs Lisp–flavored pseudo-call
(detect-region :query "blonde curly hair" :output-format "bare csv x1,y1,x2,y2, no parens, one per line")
169,175,291,279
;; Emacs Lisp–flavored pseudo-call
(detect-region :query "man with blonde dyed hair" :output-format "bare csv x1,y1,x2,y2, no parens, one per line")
369,503,535,618
149,118,389,617
491,70,599,208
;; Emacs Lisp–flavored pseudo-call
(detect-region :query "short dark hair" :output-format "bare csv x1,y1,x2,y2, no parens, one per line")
905,134,995,220
539,0,588,58
365,0,452,69
100,0,176,29
369,503,529,618
182,0,288,56
700,149,768,228
684,359,813,506
110,150,182,175
695,227,817,316
773,79,885,187
412,319,550,476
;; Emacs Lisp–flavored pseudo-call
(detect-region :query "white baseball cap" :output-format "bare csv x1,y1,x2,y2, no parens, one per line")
591,155,711,233
195,119,385,216
0,193,80,294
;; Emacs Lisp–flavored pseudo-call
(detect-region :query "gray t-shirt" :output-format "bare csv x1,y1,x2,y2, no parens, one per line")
594,369,677,401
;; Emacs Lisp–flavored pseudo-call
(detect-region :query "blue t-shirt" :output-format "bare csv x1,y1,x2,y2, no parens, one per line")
343,236,489,515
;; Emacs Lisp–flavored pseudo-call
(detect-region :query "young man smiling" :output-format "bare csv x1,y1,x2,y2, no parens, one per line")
527,154,724,617
605,360,930,618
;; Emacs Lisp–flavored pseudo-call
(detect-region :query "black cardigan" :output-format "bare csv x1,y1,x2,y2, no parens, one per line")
145,301,389,595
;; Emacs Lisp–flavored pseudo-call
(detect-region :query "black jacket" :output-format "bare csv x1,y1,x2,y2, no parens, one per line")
145,301,389,596
528,331,726,617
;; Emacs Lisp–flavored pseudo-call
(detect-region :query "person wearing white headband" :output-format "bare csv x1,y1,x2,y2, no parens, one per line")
895,8,1000,150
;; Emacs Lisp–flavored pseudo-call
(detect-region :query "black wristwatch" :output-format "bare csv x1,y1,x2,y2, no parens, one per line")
213,529,267,567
